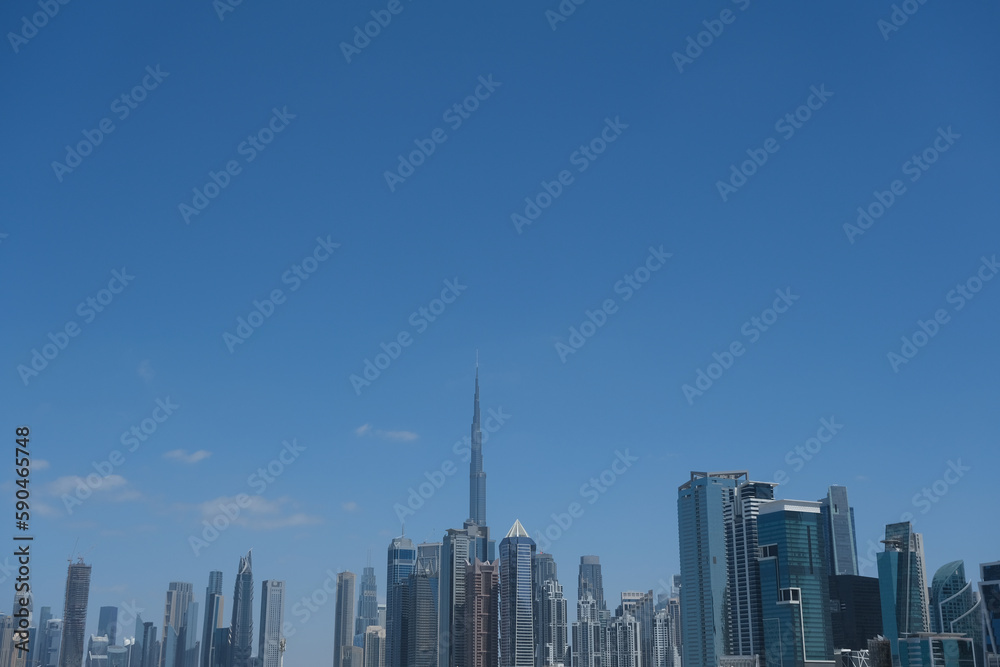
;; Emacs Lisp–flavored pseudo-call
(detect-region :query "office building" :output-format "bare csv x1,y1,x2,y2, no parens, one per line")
466,560,499,667
877,523,929,665
829,575,882,650
229,551,255,667
336,573,358,667
499,521,535,667
818,486,859,577
58,560,92,667
387,537,416,667
259,581,285,667
201,571,225,667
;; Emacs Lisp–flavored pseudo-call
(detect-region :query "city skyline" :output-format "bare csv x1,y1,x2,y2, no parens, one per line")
3,2,998,665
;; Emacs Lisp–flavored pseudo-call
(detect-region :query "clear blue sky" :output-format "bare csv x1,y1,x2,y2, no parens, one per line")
2,0,998,663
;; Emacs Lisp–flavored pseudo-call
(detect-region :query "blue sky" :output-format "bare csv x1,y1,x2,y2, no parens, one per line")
2,0,999,662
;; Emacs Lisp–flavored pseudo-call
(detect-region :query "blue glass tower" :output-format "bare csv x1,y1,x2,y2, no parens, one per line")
757,499,834,667
818,485,859,577
500,520,535,667
676,471,742,667
229,551,254,667
981,562,1000,662
386,536,416,667
931,561,983,667
877,522,929,666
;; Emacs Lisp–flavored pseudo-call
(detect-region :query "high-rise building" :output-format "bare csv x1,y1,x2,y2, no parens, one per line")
469,363,487,527
572,595,603,667
336,572,358,667
229,551,255,667
930,562,983,667
606,614,641,667
42,620,61,667
86,635,108,667
161,582,196,667
877,523,929,665
652,607,681,667
897,634,976,667
533,553,566,667
757,499,835,667
535,578,568,667
440,523,493,667
499,520,535,667
677,471,743,667
258,581,285,667
406,561,439,667
981,562,1000,664
106,646,127,667
356,565,380,647
726,478,776,663
98,609,118,648
364,627,386,667
818,486,859,577
465,560,499,667
578,557,606,612
201,571,225,667
27,606,52,667
59,560,92,667
829,575,883,650
386,537,416,667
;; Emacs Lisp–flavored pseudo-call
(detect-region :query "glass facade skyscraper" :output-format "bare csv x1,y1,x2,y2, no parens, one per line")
726,478,776,662
818,486,859,577
828,575,882,650
356,565,380,646
572,595,603,667
336,572,358,667
58,561,91,667
466,559,499,667
229,551,255,667
930,561,983,667
578,557,607,612
877,522,929,666
386,536,416,667
499,520,535,667
757,499,834,667
981,562,1000,663
201,571,224,667
469,364,487,527
677,471,742,667
406,560,439,667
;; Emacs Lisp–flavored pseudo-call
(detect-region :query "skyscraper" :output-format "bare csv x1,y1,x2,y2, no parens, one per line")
406,561,439,667
465,560,499,667
161,582,195,667
981,562,1000,665
652,606,681,667
364,627,386,667
469,363,486,527
258,581,285,667
386,536,416,667
930,561,983,666
499,520,535,667
356,565,380,646
336,572,358,667
828,575,882,650
818,486,859,577
677,471,743,667
757,499,834,667
877,522,929,665
533,552,568,667
572,595,603,667
606,613,641,667
97,608,118,648
201,571,224,667
229,551,255,667
58,560,92,667
725,478,776,663
578,557,606,612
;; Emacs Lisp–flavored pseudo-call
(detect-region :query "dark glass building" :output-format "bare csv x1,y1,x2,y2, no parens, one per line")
500,521,535,667
829,575,882,649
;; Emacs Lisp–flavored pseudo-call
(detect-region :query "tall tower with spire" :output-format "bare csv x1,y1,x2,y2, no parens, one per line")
469,357,486,527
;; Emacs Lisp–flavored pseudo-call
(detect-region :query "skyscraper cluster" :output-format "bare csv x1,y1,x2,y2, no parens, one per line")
2,552,285,667
2,370,996,667
676,471,995,667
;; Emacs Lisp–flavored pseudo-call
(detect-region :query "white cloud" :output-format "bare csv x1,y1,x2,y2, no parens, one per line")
34,459,51,471
196,495,322,530
164,449,212,464
47,474,129,496
354,424,418,442
342,501,359,512
354,424,372,436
